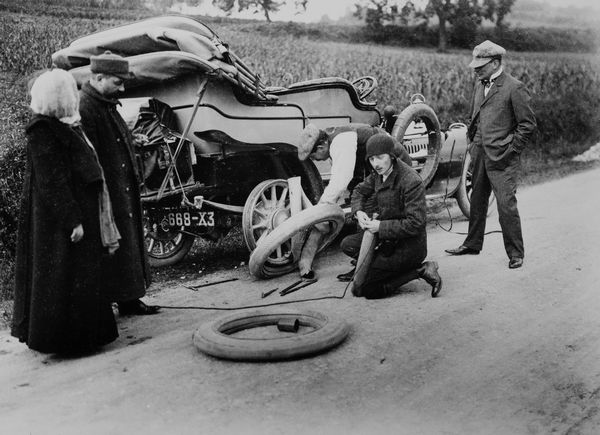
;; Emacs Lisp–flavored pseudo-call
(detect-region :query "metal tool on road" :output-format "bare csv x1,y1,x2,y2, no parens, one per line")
280,278,317,296
261,287,279,298
185,278,239,291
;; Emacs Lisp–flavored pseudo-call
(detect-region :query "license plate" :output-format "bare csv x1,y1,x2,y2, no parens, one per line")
164,210,215,227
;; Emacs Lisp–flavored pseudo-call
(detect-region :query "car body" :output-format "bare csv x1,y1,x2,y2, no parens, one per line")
52,15,470,267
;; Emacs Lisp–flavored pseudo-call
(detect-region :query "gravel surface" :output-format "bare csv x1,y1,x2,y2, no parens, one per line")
1,167,599,435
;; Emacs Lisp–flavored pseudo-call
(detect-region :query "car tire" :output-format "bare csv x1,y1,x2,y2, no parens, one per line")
391,101,443,186
249,203,345,278
193,309,350,361
350,230,378,297
143,207,195,267
455,151,497,219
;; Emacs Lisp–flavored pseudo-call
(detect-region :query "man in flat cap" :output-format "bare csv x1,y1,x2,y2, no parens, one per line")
79,51,159,315
445,40,536,269
296,123,412,279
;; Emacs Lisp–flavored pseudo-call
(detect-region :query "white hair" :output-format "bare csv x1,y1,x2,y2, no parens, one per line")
29,69,80,124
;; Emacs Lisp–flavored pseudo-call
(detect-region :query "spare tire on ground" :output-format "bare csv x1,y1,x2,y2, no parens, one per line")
193,309,350,361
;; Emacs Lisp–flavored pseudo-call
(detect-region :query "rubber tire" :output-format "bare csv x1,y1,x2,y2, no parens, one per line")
249,204,345,278
143,206,196,267
296,159,324,205
350,231,378,297
193,309,350,361
391,102,442,186
455,151,497,219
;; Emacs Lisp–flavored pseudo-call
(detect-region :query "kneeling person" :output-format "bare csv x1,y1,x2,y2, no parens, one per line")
339,134,442,298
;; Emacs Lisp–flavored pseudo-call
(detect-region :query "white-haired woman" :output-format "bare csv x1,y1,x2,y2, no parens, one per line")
12,68,120,354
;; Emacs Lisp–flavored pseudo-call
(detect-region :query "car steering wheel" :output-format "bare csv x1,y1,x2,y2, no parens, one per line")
351,76,378,100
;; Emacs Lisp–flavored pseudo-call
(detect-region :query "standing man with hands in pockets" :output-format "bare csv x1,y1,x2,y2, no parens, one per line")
446,40,536,269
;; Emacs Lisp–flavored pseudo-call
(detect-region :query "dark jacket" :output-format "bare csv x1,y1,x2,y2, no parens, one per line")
12,115,118,353
79,83,150,301
351,160,427,269
468,71,537,163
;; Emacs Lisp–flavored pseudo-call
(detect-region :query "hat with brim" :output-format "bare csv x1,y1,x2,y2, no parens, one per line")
90,50,135,80
468,40,506,69
297,123,321,161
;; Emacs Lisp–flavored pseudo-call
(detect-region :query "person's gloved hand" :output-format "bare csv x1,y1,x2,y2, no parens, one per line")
70,224,84,243
362,218,380,234
356,210,370,228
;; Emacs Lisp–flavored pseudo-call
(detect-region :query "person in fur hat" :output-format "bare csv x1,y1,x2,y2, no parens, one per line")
338,133,442,298
296,123,412,279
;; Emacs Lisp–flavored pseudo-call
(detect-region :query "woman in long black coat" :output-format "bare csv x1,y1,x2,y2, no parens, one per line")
11,69,118,354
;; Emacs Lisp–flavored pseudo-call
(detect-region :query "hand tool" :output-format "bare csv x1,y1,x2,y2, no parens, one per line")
280,278,317,296
261,287,279,298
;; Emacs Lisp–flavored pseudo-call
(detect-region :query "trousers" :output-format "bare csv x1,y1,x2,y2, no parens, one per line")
340,231,424,299
464,145,524,259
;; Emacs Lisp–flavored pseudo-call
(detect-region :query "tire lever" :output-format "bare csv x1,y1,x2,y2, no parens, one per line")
280,278,317,296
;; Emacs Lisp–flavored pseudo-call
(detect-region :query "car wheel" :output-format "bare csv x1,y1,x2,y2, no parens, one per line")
193,309,350,361
143,208,195,267
242,179,291,252
455,151,497,219
249,204,345,278
391,99,443,186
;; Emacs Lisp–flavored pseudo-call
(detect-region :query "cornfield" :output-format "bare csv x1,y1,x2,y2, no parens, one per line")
1,12,599,144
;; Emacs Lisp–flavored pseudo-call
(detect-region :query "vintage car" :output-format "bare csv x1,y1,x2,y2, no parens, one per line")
52,15,483,272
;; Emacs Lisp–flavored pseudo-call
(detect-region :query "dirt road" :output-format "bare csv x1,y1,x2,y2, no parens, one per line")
1,167,599,435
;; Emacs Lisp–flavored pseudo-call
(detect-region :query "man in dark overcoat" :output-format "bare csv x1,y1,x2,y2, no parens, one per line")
445,40,536,269
79,51,158,315
338,134,442,298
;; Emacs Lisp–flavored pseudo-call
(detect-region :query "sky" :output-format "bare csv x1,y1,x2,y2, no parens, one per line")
173,0,599,23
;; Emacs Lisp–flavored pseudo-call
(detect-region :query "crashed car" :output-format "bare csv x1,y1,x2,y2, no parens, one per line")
52,15,479,270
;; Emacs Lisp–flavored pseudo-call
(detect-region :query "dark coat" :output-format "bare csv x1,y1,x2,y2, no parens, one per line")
79,83,150,301
468,71,537,163
12,115,118,353
351,160,427,271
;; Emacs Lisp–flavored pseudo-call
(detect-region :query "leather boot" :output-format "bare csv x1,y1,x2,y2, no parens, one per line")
417,261,443,298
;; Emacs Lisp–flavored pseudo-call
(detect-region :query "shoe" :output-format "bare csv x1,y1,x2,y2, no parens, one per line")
445,245,480,256
301,270,315,280
508,257,523,269
118,299,160,316
337,268,356,282
417,261,443,298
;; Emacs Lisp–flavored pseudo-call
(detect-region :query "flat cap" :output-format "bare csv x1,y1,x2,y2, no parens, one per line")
297,123,321,161
90,50,134,80
468,40,506,69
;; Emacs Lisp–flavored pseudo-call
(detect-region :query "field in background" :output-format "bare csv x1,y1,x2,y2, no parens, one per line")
1,11,600,305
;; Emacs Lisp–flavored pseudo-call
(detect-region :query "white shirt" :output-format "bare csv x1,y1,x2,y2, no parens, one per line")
318,131,357,204
484,66,503,97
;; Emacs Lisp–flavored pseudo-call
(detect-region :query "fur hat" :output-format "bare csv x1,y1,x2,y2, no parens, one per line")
90,51,134,80
366,133,396,159
297,123,321,161
30,68,81,124
468,40,506,69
